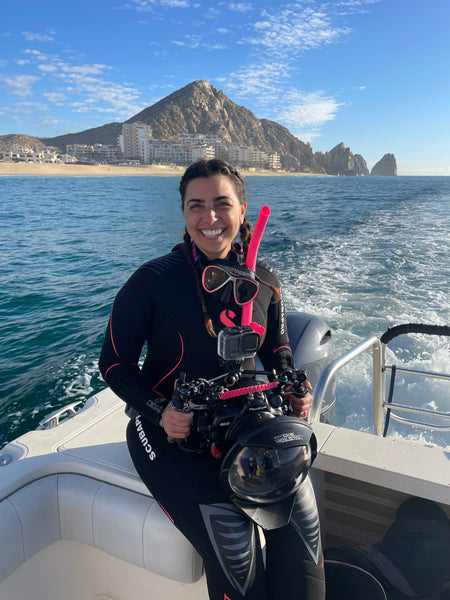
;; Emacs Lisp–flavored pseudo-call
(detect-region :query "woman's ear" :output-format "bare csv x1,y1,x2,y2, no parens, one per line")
240,202,247,224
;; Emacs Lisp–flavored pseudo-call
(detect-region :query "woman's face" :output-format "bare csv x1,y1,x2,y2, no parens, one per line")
183,174,247,260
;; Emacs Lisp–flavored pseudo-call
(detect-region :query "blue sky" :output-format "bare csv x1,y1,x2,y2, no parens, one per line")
1,0,449,175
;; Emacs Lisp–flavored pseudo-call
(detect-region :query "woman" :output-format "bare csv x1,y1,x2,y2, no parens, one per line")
99,159,325,600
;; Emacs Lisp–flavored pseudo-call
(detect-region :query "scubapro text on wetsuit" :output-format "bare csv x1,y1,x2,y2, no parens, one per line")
135,416,156,460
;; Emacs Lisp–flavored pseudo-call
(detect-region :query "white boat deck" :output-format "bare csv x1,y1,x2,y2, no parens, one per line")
1,387,449,600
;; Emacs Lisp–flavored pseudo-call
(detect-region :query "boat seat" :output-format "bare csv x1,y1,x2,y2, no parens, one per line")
0,473,203,584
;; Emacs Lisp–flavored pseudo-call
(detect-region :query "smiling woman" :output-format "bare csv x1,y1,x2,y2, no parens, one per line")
98,158,324,600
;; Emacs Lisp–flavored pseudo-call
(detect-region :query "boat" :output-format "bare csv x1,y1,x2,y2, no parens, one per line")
0,315,449,600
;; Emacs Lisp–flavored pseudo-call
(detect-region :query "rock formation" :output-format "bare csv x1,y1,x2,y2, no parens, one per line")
313,143,369,176
371,153,397,176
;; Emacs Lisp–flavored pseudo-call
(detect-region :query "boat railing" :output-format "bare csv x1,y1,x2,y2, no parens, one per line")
310,323,450,436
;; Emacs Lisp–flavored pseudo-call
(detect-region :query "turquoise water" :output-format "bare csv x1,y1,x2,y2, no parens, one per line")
1,175,449,448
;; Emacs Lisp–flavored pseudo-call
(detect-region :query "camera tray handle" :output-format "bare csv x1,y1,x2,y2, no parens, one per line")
219,380,280,400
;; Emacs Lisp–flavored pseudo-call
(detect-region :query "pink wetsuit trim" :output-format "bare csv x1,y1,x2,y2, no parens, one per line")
109,307,120,358
154,331,184,390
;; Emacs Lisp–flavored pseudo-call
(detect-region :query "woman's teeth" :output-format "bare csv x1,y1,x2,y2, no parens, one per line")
202,228,224,238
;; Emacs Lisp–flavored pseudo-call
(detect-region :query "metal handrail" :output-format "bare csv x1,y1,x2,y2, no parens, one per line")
385,365,450,381
383,402,450,431
309,336,382,427
310,329,450,436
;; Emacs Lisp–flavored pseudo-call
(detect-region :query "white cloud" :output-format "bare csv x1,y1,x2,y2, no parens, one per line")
121,0,189,10
278,91,343,128
0,74,40,97
205,7,221,18
17,50,147,121
0,101,48,125
247,6,350,58
219,2,359,136
226,62,290,103
37,63,59,74
44,92,67,105
227,3,254,12
171,34,227,51
22,31,55,42
171,35,202,48
337,0,381,12
23,49,50,61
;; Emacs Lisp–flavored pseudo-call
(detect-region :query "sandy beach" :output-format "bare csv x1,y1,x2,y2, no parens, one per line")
0,162,322,178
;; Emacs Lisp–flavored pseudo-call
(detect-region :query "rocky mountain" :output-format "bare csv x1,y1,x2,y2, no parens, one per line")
2,80,396,176
370,153,397,176
0,133,48,153
125,81,319,172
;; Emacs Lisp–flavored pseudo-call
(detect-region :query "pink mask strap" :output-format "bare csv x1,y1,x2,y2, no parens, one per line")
191,241,199,262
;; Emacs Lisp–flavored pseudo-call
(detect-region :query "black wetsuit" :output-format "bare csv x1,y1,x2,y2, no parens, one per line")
99,244,325,600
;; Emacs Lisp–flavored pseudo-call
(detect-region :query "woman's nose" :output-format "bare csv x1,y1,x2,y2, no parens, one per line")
204,207,218,223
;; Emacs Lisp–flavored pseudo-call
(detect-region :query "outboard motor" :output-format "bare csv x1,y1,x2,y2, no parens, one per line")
287,312,335,423
253,312,335,423
254,312,335,423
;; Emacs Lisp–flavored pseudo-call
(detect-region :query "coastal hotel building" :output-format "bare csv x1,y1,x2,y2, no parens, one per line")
67,122,282,169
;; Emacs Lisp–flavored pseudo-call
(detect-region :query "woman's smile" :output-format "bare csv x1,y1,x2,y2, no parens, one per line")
201,227,225,238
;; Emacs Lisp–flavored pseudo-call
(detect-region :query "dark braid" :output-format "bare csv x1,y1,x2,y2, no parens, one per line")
239,217,253,261
255,274,281,303
182,230,217,338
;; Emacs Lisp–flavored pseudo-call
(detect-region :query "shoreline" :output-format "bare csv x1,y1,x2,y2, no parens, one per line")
0,162,325,178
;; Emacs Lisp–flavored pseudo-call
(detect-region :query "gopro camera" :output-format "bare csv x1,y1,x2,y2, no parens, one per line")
218,326,261,361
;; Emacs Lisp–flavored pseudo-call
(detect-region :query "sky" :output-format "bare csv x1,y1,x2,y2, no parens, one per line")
0,0,449,175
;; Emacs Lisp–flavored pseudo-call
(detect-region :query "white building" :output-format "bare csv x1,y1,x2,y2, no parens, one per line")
269,152,281,170
227,144,247,165
190,144,215,163
3,148,60,164
66,143,120,163
66,144,95,162
119,123,153,161
146,134,219,165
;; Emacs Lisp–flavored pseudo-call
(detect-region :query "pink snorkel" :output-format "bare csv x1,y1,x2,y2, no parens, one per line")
241,205,270,333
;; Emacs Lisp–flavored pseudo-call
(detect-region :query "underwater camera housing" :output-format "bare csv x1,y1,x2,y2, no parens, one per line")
171,325,317,529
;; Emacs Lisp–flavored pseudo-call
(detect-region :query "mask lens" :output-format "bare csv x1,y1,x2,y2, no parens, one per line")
203,265,259,305
203,266,230,292
234,278,259,304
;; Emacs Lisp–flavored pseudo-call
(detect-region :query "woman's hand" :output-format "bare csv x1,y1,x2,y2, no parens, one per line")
161,403,194,439
285,380,313,419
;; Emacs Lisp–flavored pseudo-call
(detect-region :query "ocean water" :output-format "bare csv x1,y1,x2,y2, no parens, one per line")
1,175,449,449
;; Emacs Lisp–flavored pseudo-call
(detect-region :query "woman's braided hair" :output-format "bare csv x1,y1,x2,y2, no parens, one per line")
180,159,279,337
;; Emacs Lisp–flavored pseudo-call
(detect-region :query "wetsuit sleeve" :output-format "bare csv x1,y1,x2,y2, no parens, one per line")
98,268,168,425
257,271,295,373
